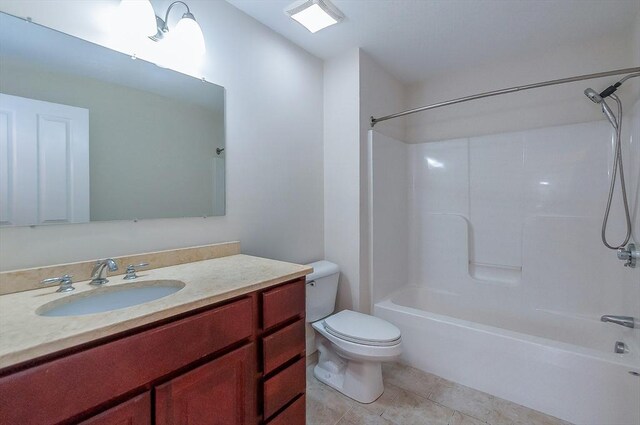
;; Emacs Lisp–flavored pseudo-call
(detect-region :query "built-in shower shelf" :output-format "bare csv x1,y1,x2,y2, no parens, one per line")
468,262,521,285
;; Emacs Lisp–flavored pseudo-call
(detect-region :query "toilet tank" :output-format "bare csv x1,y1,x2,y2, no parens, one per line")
305,260,340,323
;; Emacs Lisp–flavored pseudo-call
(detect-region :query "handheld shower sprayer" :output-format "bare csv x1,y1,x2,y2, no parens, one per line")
584,71,640,255
583,87,602,103
584,88,618,128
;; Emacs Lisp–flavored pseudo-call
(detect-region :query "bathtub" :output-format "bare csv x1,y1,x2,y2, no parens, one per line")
374,286,640,425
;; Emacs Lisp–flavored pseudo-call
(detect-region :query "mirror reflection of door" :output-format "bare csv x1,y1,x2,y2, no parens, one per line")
0,93,89,226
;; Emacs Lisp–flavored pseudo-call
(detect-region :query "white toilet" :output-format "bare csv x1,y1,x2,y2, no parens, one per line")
306,260,402,403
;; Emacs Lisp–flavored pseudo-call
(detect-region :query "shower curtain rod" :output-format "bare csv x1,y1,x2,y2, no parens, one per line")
370,66,640,127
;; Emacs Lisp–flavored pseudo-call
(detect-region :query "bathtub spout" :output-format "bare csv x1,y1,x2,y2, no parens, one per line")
601,315,635,328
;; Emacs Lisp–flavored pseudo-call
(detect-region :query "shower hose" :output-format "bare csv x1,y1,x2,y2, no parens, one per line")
601,93,632,250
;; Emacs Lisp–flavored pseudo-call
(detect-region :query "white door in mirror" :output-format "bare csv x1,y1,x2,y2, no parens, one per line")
0,93,89,226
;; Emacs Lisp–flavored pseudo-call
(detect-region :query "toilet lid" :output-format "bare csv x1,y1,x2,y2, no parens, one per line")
322,310,401,346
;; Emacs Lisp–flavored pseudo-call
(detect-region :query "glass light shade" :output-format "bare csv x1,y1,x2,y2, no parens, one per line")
173,16,206,59
290,3,338,33
118,0,157,39
160,16,205,72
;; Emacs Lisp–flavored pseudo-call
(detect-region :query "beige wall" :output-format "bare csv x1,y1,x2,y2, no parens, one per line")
323,49,361,312
323,49,407,314
359,51,407,313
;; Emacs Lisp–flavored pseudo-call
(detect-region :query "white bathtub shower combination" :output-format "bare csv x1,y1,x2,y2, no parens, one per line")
369,101,640,424
376,287,639,425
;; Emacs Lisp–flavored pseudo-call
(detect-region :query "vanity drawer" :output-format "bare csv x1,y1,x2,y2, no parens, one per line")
0,298,253,425
262,278,305,329
262,318,305,375
263,357,306,419
267,394,305,425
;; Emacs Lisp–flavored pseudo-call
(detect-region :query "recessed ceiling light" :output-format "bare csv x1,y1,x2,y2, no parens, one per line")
285,0,344,33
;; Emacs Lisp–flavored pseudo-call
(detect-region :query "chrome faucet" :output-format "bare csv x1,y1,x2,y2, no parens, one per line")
90,259,118,286
617,243,639,268
123,262,149,280
41,274,75,292
601,315,635,328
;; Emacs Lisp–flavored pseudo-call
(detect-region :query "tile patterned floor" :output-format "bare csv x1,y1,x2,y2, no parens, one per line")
306,361,573,425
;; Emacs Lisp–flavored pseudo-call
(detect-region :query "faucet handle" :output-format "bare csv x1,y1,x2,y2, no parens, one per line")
41,274,75,293
123,263,149,280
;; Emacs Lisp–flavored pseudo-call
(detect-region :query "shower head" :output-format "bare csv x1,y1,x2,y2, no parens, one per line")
584,88,618,129
584,88,603,104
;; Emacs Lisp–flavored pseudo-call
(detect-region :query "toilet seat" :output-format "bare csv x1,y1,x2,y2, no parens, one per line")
322,310,401,347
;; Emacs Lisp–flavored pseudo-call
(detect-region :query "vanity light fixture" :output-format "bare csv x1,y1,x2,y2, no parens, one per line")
149,1,206,60
285,0,344,33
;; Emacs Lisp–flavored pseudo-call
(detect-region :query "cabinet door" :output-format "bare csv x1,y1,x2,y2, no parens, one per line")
79,392,150,425
155,344,256,425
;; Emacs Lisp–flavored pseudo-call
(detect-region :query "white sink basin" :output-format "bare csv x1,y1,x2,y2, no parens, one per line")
37,280,185,317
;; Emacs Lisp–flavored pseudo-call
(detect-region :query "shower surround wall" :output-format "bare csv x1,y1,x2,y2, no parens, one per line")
408,116,639,315
369,99,640,423
373,100,640,319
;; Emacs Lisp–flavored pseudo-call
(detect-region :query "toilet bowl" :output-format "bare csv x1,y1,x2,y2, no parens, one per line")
306,261,402,403
312,309,402,403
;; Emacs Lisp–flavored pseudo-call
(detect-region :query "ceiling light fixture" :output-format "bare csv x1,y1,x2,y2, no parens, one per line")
285,0,344,33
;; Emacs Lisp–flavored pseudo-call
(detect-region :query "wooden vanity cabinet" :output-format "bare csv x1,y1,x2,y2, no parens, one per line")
0,277,307,425
155,344,256,424
78,392,151,425
260,280,307,424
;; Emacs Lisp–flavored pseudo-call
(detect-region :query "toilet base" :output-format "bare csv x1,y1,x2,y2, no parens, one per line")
313,338,384,403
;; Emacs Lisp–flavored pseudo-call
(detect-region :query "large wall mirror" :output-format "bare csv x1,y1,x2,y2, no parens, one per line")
0,12,225,227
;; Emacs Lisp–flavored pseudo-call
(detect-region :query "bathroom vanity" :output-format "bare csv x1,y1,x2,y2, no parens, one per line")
0,246,310,425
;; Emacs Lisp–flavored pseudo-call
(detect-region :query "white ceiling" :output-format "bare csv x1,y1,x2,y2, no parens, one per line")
225,0,640,84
